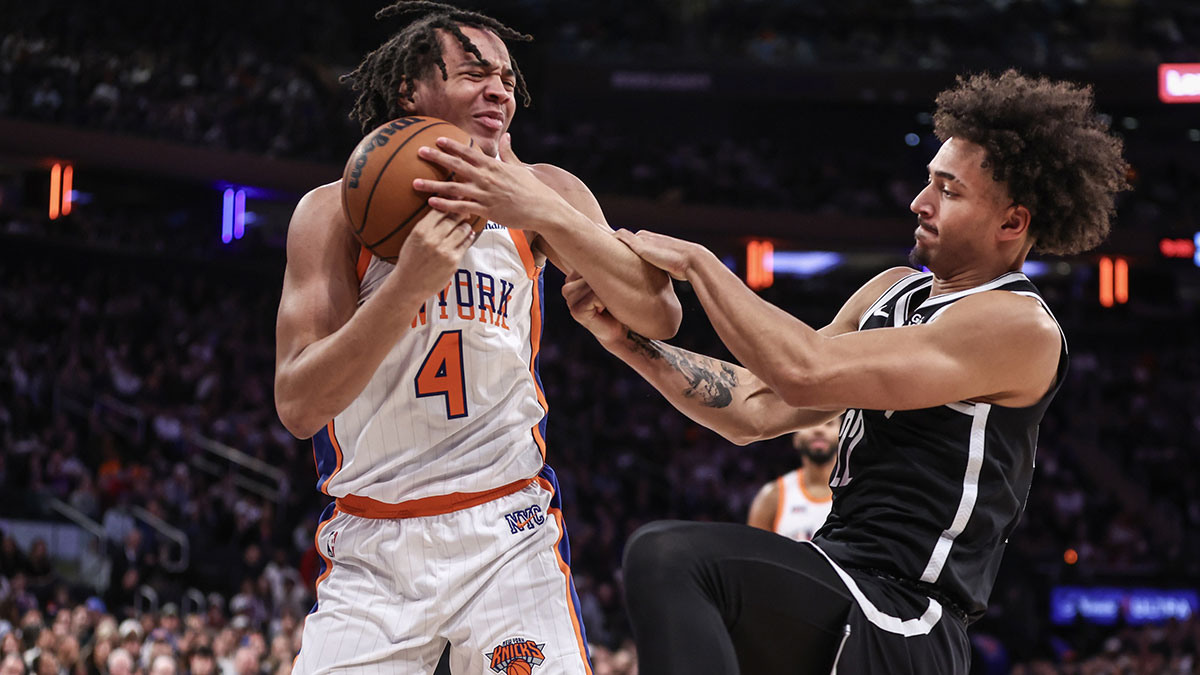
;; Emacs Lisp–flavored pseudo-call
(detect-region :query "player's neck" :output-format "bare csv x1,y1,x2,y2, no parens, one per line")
929,263,1022,297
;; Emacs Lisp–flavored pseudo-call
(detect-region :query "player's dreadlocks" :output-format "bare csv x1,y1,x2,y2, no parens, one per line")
341,1,533,133
933,69,1129,256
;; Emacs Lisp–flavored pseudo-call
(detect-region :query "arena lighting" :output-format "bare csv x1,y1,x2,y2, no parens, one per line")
1098,257,1129,308
746,240,774,290
1195,232,1200,268
1051,587,1198,626
1159,237,1195,259
1158,63,1200,103
234,189,246,240
47,163,74,220
772,251,843,278
221,188,247,244
1114,258,1128,305
1021,260,1050,278
49,164,60,220
61,165,73,216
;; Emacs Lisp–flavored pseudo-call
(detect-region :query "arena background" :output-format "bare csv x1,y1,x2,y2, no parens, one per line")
1,1,1199,673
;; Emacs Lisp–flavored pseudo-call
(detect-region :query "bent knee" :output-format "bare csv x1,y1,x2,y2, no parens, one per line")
623,520,705,583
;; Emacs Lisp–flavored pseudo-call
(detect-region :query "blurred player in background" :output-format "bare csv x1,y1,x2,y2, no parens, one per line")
746,417,839,541
558,70,1129,673
273,2,680,673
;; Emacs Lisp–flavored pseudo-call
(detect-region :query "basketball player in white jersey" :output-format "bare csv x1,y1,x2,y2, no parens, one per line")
746,417,839,541
273,4,680,674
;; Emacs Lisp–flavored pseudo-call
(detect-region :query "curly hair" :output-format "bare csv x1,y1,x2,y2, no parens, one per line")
933,69,1129,255
340,1,533,133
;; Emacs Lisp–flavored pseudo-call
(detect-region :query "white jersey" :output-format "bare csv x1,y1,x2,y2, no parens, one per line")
774,468,833,542
312,224,547,516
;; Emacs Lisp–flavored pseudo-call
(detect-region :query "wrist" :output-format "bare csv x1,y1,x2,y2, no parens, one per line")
683,245,720,282
527,196,578,235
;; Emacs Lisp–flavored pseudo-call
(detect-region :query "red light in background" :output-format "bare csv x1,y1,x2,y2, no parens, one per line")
1159,238,1195,258
1098,257,1129,308
746,240,774,290
1159,63,1200,104
1114,258,1128,305
61,165,73,216
1064,548,1079,565
49,163,61,220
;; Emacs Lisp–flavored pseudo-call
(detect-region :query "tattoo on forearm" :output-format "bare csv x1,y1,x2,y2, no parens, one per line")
625,330,739,408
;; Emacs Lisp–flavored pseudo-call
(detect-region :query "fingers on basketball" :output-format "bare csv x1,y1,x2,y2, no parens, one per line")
341,116,484,262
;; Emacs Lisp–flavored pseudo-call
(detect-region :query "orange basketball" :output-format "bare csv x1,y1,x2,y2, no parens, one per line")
340,116,485,262
505,661,532,675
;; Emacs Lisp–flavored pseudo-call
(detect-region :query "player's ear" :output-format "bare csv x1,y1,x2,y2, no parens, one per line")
397,91,416,114
998,203,1031,242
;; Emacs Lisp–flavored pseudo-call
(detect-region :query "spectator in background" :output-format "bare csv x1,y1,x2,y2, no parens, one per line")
186,645,216,675
106,648,135,675
0,654,24,675
149,653,177,675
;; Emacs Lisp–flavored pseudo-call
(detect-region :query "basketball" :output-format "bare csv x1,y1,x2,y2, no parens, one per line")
505,661,532,675
341,116,485,262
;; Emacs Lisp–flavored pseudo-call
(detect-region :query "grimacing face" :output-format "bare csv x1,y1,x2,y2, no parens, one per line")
405,26,517,156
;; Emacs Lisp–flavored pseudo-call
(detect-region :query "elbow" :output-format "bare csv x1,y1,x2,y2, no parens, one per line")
725,432,759,447
767,366,826,410
632,292,683,340
275,385,323,440
276,404,320,440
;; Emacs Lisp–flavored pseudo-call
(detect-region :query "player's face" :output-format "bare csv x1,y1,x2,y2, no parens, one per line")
793,417,840,463
908,138,1016,274
406,26,517,156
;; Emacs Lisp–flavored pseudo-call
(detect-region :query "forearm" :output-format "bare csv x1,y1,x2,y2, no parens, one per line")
276,280,428,438
598,330,828,445
539,210,681,339
685,252,825,405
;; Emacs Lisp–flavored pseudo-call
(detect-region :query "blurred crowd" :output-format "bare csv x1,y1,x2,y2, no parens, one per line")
2,196,1199,672
0,585,303,675
2,1,1200,673
3,1,1200,168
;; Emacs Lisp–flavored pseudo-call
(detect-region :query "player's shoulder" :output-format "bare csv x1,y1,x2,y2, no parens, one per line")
946,288,1061,339
526,162,581,190
293,181,343,218
286,181,357,257
824,267,921,336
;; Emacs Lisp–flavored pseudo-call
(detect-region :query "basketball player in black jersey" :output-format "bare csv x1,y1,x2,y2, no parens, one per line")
557,70,1129,674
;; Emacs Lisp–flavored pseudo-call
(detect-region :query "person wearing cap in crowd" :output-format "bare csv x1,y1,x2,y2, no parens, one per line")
160,603,182,638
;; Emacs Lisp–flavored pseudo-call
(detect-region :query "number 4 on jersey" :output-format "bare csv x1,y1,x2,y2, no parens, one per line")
414,330,468,419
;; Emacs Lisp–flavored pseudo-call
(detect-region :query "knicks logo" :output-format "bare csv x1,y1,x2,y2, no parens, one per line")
504,505,545,534
486,638,546,674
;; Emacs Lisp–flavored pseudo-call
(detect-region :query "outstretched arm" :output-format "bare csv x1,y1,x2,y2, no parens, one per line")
561,273,840,446
415,135,681,339
615,230,1062,411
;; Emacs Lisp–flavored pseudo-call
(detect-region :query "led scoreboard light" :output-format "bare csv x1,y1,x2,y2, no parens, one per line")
1159,63,1200,103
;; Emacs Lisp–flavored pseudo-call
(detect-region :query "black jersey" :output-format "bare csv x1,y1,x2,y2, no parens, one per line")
812,271,1067,623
